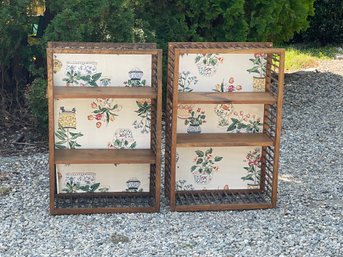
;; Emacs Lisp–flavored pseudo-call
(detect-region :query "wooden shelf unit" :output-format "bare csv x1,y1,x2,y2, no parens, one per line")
165,42,285,212
47,42,162,215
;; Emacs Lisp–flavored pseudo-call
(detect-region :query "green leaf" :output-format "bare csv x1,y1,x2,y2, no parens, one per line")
195,150,204,157
205,148,212,155
90,183,100,192
227,123,237,131
214,156,223,162
191,166,197,172
92,73,102,81
196,158,203,164
130,142,137,149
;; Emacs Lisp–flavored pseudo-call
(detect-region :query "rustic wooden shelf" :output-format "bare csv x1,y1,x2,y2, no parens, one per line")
177,133,273,147
165,42,285,212
178,92,276,104
54,86,157,99
55,149,156,164
47,42,162,214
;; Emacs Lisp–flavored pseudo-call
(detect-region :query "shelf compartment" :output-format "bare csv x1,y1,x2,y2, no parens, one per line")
178,92,276,104
54,86,157,99
55,149,156,164
177,133,273,147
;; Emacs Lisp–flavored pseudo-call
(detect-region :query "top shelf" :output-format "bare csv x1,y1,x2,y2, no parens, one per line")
178,92,276,104
54,86,157,99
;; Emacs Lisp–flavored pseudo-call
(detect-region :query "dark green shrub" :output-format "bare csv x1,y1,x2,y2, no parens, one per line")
27,78,48,134
297,0,343,45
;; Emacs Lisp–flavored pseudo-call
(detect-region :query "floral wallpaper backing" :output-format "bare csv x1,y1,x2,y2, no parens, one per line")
56,164,150,193
176,53,267,190
53,54,152,193
176,147,262,190
53,54,152,87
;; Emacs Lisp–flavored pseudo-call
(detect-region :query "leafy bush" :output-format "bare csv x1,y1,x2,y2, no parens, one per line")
296,0,343,44
27,78,48,134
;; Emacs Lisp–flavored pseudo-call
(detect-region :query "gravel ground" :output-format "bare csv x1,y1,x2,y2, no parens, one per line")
1,60,342,257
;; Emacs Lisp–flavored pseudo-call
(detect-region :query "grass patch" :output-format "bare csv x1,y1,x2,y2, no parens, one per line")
282,45,340,72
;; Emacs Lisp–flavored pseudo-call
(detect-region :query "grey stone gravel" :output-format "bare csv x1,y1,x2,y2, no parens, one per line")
1,60,343,257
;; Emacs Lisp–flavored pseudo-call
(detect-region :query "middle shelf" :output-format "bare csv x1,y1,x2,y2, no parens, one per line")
176,133,273,147
54,86,157,99
55,149,156,164
178,92,276,104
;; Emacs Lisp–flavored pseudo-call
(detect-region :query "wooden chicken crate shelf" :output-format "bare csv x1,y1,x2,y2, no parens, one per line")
47,42,162,215
165,42,285,212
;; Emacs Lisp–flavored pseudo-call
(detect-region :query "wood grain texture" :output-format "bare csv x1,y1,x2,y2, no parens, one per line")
177,133,273,147
55,149,156,164
54,86,157,99
178,92,276,104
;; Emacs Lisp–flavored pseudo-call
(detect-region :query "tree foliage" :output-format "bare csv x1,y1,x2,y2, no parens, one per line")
296,0,343,44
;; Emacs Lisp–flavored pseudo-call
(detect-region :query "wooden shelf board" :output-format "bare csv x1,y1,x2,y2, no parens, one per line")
54,86,157,99
55,149,156,164
177,133,273,147
178,92,276,104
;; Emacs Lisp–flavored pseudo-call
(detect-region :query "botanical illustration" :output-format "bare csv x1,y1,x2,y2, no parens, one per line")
124,67,147,87
55,107,83,149
184,107,206,134
226,111,263,133
53,57,62,73
108,128,137,149
191,148,223,184
178,71,198,92
213,77,243,92
214,104,234,127
247,53,267,92
177,104,194,119
195,54,223,77
241,148,262,189
176,180,194,191
133,99,151,134
87,98,122,128
62,172,109,193
126,177,143,192
63,62,108,87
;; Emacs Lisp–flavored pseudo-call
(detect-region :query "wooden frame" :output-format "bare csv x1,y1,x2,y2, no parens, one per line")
165,42,285,211
47,42,162,215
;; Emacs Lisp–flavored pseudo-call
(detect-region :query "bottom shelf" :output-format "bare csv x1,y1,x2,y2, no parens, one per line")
174,190,272,211
52,192,157,215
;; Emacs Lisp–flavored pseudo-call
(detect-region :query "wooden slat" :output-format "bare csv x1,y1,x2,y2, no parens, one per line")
55,149,156,164
178,92,276,104
54,86,157,99
177,133,273,147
